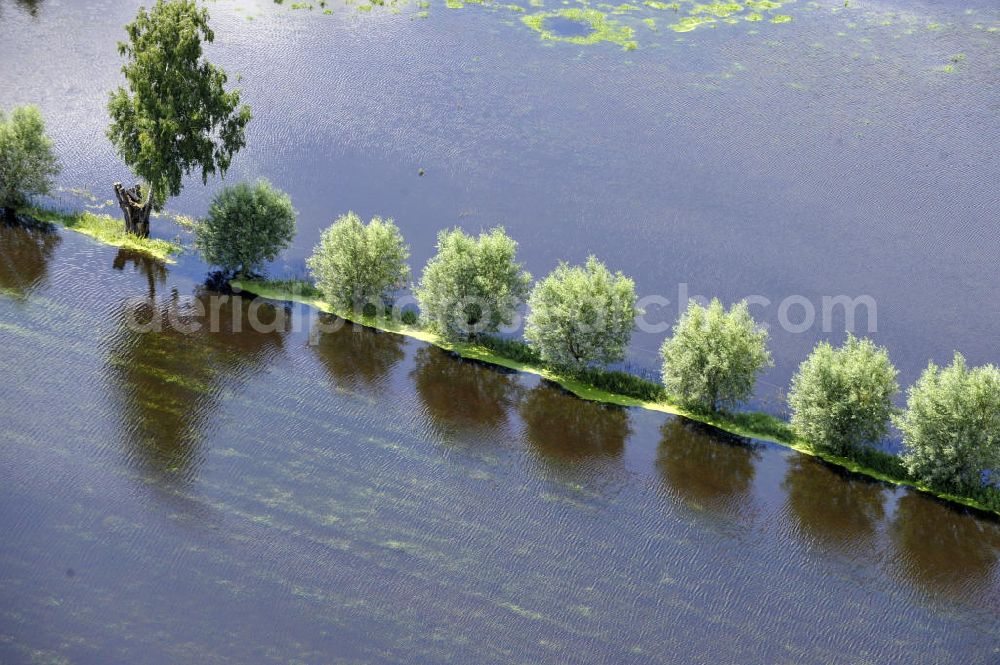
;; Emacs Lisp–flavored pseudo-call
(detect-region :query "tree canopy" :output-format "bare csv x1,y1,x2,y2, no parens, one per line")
660,298,772,412
788,335,899,455
195,180,295,276
524,255,638,371
0,105,61,211
107,0,251,211
415,227,532,339
895,353,1000,489
307,212,410,313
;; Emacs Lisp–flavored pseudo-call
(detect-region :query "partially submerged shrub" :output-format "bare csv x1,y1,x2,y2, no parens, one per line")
0,105,61,211
895,353,1000,490
524,255,638,372
260,279,323,299
474,334,542,365
788,335,899,455
574,366,666,402
196,179,296,276
660,298,772,412
400,309,418,326
307,211,410,312
416,227,531,339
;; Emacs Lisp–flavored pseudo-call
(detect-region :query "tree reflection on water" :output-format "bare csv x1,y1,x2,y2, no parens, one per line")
782,456,887,553
411,346,518,441
519,382,630,463
656,417,760,518
891,492,1000,605
0,216,60,298
105,290,287,483
312,314,405,398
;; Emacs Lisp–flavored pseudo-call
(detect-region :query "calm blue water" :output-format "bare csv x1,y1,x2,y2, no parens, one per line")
1,219,999,664
1,3,999,661
2,0,998,405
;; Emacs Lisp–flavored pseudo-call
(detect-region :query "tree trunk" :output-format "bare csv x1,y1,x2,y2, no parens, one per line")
113,182,153,238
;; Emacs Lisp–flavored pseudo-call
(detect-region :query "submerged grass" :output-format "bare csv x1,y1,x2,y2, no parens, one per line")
23,206,182,263
521,8,638,49
233,279,1000,517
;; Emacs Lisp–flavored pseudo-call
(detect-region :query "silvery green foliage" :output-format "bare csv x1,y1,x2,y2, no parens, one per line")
0,106,61,210
788,335,899,455
416,227,531,339
895,353,1000,489
196,179,296,276
524,256,638,371
660,298,772,412
307,212,410,312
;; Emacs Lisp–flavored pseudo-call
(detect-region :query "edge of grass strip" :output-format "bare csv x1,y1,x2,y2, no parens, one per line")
23,206,182,263
232,278,1000,518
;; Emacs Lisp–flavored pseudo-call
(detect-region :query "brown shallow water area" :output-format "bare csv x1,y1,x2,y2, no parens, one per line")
2,225,999,663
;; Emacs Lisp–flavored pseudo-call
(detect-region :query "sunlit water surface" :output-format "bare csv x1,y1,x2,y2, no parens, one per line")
2,0,1000,662
1,0,998,405
1,213,999,663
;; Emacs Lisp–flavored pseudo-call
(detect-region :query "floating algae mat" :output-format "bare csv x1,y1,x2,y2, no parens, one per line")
267,0,799,46
546,15,597,38
522,8,638,48
263,0,1000,65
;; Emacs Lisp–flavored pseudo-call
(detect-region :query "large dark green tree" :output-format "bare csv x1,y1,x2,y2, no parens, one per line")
107,0,251,237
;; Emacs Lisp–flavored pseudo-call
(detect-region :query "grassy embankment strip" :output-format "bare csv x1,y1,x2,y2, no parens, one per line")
23,206,182,263
232,278,1000,517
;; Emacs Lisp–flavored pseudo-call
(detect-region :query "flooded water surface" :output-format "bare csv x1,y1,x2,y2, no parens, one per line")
1,0,999,662
2,219,998,663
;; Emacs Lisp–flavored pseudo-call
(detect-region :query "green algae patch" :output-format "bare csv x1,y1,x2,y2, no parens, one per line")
745,0,782,9
23,207,181,263
670,15,715,31
232,278,1000,518
936,53,966,73
611,3,641,14
521,8,638,49
691,2,742,18
667,0,793,32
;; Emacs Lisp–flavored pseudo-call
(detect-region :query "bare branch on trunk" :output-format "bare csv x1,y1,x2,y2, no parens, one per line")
113,182,153,238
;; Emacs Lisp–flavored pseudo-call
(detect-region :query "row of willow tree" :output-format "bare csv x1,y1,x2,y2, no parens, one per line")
206,199,999,503
1,0,996,504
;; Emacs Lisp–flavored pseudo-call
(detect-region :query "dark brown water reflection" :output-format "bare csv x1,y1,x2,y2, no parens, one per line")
782,456,888,553
0,217,60,298
3,0,998,409
105,291,287,483
412,347,517,438
656,419,761,519
2,221,999,664
315,315,406,399
520,382,630,463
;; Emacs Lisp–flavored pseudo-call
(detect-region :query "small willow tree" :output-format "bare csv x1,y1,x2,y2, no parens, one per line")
416,227,532,340
107,0,251,236
788,335,899,456
660,298,772,413
895,353,1000,490
307,212,411,313
0,105,61,214
195,180,296,277
524,256,638,372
